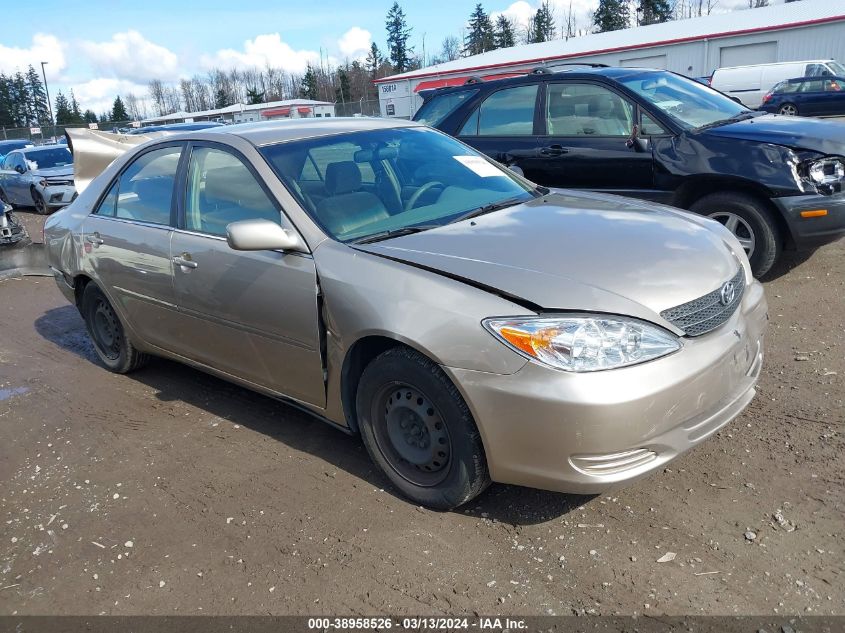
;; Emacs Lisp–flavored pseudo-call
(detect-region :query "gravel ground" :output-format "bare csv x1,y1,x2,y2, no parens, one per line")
0,210,842,616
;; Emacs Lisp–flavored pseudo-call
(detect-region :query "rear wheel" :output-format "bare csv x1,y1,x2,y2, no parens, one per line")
690,191,781,278
356,346,490,510
32,190,48,215
81,283,148,373
778,102,798,116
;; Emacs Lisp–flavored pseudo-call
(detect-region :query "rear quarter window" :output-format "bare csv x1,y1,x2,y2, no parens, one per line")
413,89,479,127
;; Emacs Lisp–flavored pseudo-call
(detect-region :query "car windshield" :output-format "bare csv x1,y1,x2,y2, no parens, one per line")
259,126,536,243
618,71,750,129
828,61,845,76
24,147,72,169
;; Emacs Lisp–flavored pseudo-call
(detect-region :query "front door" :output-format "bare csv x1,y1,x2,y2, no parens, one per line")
531,82,655,197
81,144,184,351
3,153,29,204
169,143,325,407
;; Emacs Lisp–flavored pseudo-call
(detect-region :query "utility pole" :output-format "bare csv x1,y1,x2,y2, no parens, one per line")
40,61,54,128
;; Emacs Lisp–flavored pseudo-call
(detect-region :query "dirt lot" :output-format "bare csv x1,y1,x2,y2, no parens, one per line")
0,210,843,616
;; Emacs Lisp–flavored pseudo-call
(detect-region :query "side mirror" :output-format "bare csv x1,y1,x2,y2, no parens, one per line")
508,164,525,177
226,219,307,253
626,124,649,153
14,165,26,174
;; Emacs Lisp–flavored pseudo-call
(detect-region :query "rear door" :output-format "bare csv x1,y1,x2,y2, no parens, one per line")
455,83,542,180
169,142,325,407
531,81,657,197
794,79,827,116
81,143,184,351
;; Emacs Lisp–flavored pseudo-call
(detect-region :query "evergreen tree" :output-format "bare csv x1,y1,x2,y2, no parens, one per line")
11,73,30,126
530,2,556,43
335,68,351,103
639,0,673,25
593,0,630,32
214,87,229,109
386,2,413,73
69,91,84,124
111,95,129,121
54,92,73,125
99,112,109,124
366,43,383,80
0,75,14,127
26,65,51,125
464,4,495,56
494,15,516,49
245,87,264,104
83,109,98,124
300,65,318,100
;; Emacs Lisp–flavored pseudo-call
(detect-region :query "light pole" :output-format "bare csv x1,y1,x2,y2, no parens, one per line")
40,61,54,129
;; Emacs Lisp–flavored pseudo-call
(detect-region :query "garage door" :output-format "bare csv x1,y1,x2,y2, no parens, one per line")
620,54,667,69
719,41,777,68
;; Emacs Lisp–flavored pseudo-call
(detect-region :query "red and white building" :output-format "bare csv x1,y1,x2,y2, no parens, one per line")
375,0,845,118
141,99,335,126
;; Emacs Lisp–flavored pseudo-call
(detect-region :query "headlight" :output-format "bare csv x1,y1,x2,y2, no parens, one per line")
483,315,681,372
804,157,845,185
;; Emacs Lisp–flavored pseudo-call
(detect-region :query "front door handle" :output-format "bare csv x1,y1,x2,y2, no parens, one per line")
539,144,568,157
86,234,104,245
173,254,198,269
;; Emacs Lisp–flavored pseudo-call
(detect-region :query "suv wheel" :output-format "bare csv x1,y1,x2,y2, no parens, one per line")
690,192,781,278
356,346,490,510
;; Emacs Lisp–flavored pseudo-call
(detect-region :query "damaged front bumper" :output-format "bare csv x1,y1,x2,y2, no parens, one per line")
1,204,27,246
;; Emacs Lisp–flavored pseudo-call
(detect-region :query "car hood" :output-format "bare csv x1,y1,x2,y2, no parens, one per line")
31,165,74,179
702,114,845,155
354,191,743,326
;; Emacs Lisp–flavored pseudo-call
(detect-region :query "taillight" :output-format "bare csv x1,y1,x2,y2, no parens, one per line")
762,93,773,104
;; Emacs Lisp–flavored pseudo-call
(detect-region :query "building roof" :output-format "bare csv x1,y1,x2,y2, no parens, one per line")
376,0,845,84
142,99,334,124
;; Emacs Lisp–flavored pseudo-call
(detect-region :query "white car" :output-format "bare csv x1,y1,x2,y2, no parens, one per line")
711,59,845,108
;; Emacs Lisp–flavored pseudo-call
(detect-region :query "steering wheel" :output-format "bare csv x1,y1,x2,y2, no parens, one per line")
405,181,444,211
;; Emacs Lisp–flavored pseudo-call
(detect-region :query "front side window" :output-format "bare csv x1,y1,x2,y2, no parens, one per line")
259,127,536,243
413,89,479,127
461,85,538,136
114,145,181,225
619,71,749,129
546,83,634,136
184,147,279,236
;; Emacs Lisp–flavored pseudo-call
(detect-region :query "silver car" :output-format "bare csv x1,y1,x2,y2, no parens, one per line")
44,119,767,509
0,145,76,214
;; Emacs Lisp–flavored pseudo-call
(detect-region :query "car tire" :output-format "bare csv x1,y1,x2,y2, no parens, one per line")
690,191,781,278
81,283,148,373
355,346,491,510
0,188,14,209
32,190,48,215
778,103,798,116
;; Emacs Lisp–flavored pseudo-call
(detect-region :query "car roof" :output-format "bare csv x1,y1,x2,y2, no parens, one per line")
420,66,665,98
173,117,424,147
0,139,31,147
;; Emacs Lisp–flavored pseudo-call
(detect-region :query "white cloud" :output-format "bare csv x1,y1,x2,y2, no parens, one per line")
202,33,324,75
72,78,150,117
79,31,180,83
337,27,372,60
0,33,65,77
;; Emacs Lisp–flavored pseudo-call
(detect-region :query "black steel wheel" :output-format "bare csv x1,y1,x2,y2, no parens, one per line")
32,190,48,215
356,346,490,510
81,283,148,373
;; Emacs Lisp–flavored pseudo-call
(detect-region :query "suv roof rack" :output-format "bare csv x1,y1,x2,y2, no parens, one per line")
530,62,609,74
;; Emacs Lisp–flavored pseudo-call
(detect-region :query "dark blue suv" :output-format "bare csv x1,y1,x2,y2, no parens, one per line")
415,66,845,277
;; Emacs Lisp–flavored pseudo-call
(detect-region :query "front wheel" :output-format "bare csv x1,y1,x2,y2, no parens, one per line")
356,346,490,510
81,283,148,373
690,191,781,278
32,190,48,215
778,103,798,116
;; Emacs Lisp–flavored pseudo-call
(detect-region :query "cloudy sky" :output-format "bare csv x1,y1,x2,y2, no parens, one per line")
2,0,770,116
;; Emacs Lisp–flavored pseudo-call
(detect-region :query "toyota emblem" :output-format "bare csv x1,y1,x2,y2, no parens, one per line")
720,281,736,306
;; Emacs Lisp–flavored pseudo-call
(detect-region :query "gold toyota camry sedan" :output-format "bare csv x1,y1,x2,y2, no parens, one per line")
44,118,767,509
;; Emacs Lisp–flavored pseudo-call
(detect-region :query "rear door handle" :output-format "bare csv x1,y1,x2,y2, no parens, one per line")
539,145,568,156
86,234,104,245
172,255,198,269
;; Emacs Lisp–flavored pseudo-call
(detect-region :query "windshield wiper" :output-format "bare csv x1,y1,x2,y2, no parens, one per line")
695,111,760,131
351,224,441,245
449,195,532,225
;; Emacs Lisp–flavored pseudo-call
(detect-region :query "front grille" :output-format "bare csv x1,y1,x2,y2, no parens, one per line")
660,268,745,337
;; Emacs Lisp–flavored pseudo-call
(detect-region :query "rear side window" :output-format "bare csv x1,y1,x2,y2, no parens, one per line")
184,147,279,237
93,181,118,217
114,146,181,225
460,85,538,136
413,89,478,127
799,79,825,93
